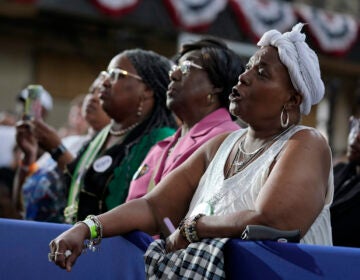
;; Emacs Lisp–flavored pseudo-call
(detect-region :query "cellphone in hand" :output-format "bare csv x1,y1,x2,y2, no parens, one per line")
23,85,43,120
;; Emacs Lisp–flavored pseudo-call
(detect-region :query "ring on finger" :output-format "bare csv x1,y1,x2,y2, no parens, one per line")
64,250,72,258
48,250,72,262
55,250,72,257
48,253,55,262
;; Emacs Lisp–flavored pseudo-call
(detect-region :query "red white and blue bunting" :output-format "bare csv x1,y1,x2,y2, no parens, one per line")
14,0,37,3
295,4,359,56
163,0,228,32
229,0,297,42
91,0,140,17
13,0,360,56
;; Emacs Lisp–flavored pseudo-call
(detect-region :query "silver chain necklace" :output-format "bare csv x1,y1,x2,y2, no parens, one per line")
232,137,268,174
228,125,295,177
206,125,296,214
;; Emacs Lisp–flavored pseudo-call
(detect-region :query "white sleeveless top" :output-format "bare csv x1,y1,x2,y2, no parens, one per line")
187,125,333,245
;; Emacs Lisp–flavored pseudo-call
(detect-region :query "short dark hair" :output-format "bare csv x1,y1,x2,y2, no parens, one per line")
176,37,245,111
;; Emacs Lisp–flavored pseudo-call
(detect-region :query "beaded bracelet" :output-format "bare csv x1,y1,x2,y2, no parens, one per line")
179,213,205,243
178,217,190,240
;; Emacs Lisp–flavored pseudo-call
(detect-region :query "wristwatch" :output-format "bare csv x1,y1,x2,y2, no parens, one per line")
50,143,67,161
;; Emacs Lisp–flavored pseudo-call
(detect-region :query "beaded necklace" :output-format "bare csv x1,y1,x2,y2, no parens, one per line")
109,121,140,136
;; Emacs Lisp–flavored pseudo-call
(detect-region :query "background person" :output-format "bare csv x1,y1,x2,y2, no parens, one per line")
13,83,109,222
331,116,360,247
0,145,22,219
0,86,53,169
57,94,89,139
81,71,111,135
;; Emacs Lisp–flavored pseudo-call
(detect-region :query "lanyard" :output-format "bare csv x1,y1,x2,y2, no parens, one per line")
64,125,111,223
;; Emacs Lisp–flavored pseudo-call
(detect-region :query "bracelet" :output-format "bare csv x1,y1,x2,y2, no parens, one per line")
49,143,67,161
77,218,97,239
86,215,103,241
20,162,39,176
178,217,190,241
180,213,205,243
75,215,103,252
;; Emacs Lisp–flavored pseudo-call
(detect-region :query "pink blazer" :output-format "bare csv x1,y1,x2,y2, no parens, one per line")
126,108,240,201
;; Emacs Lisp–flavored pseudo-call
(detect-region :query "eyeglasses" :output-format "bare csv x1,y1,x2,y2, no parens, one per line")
96,71,108,84
169,60,203,77
102,68,142,84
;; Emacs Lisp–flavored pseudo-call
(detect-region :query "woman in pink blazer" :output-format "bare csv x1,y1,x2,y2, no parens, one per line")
126,38,244,201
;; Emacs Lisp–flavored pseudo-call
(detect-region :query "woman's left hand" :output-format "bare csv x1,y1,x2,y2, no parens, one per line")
165,229,189,253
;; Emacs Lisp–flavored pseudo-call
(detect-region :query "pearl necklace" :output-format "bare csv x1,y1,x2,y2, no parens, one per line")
109,121,140,136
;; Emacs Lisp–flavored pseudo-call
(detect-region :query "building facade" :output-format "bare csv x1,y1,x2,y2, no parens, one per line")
0,0,359,157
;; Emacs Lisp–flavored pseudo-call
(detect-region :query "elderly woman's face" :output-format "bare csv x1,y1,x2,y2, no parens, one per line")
167,50,214,118
99,54,145,121
230,46,294,126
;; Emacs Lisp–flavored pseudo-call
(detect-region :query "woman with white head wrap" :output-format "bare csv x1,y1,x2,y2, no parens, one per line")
49,24,333,279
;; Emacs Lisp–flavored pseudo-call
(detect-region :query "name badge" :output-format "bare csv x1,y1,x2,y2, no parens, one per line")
132,164,149,180
93,155,112,173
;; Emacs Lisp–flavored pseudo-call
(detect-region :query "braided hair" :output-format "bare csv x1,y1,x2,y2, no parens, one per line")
125,49,178,134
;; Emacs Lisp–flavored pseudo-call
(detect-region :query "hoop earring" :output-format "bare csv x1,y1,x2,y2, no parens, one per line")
280,106,289,128
137,99,143,117
207,93,213,104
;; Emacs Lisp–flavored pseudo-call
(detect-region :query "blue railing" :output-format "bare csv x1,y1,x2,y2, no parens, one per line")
1,218,360,279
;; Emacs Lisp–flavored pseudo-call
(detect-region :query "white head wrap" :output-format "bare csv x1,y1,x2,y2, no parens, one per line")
257,23,325,115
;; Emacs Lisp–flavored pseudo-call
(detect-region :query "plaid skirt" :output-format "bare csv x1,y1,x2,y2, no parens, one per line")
144,238,229,279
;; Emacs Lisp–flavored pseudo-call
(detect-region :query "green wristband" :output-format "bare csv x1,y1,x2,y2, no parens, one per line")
81,218,98,239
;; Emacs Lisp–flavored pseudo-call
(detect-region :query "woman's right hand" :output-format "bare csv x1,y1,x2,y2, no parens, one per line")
48,223,89,272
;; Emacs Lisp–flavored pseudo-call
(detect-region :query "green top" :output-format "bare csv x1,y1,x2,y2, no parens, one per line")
106,126,175,210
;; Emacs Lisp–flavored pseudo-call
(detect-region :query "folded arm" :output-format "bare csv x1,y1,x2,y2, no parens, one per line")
195,128,331,240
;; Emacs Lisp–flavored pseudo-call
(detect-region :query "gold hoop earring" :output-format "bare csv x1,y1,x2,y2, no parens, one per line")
280,106,289,128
